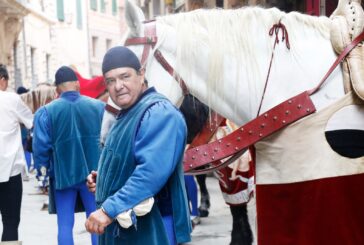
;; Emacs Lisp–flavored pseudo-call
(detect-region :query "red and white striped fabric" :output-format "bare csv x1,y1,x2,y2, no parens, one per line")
254,92,364,245
213,120,255,206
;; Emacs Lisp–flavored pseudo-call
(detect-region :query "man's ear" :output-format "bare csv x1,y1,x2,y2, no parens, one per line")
76,81,81,91
55,86,61,95
139,68,145,84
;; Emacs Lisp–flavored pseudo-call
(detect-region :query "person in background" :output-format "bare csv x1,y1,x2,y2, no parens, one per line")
32,66,104,245
85,46,191,245
0,64,33,242
16,86,33,177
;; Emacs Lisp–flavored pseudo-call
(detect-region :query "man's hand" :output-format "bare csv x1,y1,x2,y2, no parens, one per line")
85,209,113,235
86,171,97,193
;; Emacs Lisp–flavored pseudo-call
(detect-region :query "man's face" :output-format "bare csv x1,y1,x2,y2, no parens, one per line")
105,67,145,109
0,77,8,91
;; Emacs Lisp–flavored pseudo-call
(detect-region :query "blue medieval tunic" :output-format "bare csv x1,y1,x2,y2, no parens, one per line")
96,87,192,245
33,91,105,213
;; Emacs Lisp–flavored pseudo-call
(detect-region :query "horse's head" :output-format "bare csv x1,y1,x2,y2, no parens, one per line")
123,1,345,125
123,0,185,106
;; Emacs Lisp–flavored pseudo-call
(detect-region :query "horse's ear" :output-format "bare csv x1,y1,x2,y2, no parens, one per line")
125,0,145,37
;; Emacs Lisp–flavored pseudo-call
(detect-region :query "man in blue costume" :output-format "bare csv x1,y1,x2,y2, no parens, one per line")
85,46,192,245
32,66,104,245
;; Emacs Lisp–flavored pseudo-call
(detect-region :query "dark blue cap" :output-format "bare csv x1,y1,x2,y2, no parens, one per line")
102,46,141,75
16,86,29,94
55,66,78,85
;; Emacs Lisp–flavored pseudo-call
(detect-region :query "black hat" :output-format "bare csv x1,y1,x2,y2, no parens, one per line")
55,66,78,85
16,86,29,94
102,46,141,75
0,64,9,81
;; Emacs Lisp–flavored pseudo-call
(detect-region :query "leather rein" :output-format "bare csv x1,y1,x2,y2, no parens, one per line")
124,20,364,175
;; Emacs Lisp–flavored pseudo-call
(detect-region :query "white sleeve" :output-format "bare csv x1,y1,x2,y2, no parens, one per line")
16,95,33,129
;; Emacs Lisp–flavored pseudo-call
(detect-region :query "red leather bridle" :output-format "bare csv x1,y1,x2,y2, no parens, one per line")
124,20,189,95
124,20,228,174
183,29,364,174
124,19,364,175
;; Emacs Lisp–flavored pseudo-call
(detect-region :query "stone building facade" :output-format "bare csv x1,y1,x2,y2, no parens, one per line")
0,0,125,91
137,0,341,19
0,0,29,89
0,0,351,90
88,0,125,77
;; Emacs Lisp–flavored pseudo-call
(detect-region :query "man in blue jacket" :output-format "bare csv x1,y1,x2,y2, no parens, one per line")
33,66,104,245
85,46,192,245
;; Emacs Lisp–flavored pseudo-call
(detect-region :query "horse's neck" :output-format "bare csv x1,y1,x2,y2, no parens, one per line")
261,29,345,119
157,19,344,126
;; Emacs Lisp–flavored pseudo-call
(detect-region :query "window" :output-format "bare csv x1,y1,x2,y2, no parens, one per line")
265,0,305,13
92,36,98,58
90,0,97,11
57,0,65,21
325,0,338,16
40,0,45,12
153,0,160,16
112,0,117,15
13,42,22,88
216,0,223,8
30,48,38,86
100,0,106,13
46,54,50,83
106,39,112,51
76,0,83,29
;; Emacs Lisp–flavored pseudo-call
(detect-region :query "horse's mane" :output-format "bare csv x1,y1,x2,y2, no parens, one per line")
156,7,331,111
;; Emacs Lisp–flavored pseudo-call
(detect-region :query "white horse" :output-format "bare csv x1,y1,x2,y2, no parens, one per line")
121,1,364,244
125,2,344,121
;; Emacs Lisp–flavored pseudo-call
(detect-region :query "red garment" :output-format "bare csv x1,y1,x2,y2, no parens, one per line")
217,164,254,206
75,72,106,99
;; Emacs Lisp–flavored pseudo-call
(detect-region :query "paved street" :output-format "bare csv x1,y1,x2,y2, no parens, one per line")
0,174,236,245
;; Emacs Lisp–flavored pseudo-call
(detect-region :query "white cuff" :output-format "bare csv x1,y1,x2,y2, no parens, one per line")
116,197,154,228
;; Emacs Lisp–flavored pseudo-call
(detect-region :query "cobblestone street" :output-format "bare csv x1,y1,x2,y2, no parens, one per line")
0,174,234,245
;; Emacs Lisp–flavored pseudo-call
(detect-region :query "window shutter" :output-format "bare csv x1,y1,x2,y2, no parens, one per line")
90,0,97,11
112,0,117,15
100,0,106,13
57,0,65,21
76,0,82,29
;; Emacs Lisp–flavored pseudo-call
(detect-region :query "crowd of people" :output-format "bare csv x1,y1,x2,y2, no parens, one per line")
0,46,195,245
1,4,254,239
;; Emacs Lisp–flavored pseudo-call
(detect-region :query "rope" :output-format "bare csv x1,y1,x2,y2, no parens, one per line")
257,21,290,116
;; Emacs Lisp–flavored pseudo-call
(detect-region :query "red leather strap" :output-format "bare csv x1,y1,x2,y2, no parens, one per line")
185,148,246,175
185,112,226,175
124,22,189,94
186,30,364,174
154,50,189,95
105,104,120,116
308,30,364,95
184,91,316,172
123,21,157,67
189,111,225,148
141,22,157,66
124,36,158,47
124,21,364,175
